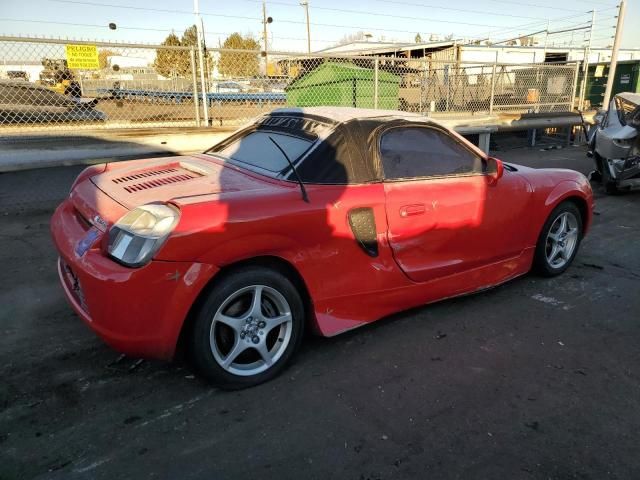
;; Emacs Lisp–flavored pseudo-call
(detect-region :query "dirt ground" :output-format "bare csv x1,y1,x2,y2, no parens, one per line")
1,137,639,480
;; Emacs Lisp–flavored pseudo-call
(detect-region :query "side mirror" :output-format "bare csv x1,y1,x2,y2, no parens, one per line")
486,157,504,185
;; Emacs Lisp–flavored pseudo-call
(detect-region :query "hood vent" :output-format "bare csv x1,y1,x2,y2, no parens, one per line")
112,168,178,184
111,167,201,193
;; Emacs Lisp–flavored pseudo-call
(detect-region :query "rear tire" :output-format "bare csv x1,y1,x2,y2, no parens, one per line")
533,202,583,277
190,266,305,389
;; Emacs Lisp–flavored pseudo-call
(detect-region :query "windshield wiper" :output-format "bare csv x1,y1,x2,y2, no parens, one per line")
268,136,309,203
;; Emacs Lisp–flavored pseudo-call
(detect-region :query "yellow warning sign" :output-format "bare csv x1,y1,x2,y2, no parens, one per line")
65,44,100,70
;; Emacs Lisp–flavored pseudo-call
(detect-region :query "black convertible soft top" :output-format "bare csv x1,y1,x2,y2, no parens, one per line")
210,107,435,185
267,108,432,184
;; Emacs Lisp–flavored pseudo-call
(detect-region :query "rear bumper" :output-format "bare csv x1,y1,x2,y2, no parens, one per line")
52,199,219,360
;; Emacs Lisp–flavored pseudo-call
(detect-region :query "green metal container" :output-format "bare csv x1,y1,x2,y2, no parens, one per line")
285,62,400,109
584,60,640,108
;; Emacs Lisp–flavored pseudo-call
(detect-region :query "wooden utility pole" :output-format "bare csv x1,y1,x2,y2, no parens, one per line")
578,10,596,111
263,1,269,73
193,0,209,125
603,0,627,107
301,1,311,54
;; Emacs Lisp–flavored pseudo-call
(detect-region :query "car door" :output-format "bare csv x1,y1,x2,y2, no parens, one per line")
380,124,531,283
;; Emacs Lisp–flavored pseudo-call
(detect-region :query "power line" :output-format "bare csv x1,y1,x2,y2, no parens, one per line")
483,0,610,12
202,32,337,44
47,0,194,16
4,15,593,49
233,4,595,44
591,25,616,31
284,2,543,25
583,0,620,6
279,15,508,30
0,18,342,44
255,0,553,21
0,17,174,33
371,0,550,20
484,10,617,46
34,0,623,51
481,11,591,38
477,14,590,44
0,22,347,51
47,0,581,33
489,22,593,45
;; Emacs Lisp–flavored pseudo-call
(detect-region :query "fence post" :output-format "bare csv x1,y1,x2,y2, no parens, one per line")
419,59,424,114
374,57,379,109
489,63,497,115
570,61,580,112
190,48,201,127
196,42,209,126
352,78,357,108
445,64,450,112
77,72,84,97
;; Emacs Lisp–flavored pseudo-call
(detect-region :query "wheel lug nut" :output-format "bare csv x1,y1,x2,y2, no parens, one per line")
251,335,260,344
258,321,266,328
240,332,246,339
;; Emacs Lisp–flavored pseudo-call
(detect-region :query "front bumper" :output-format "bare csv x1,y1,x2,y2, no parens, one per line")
51,198,218,360
607,156,640,184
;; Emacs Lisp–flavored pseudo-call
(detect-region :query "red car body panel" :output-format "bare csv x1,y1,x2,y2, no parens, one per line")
384,172,533,282
51,175,219,357
51,111,594,360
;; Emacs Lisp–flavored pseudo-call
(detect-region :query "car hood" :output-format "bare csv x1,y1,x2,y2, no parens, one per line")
510,163,589,184
90,154,277,209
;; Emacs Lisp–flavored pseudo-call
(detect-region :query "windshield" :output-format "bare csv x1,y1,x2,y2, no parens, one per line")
211,131,314,173
616,95,639,126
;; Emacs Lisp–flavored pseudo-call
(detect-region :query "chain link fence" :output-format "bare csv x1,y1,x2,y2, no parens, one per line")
0,36,204,134
1,35,580,135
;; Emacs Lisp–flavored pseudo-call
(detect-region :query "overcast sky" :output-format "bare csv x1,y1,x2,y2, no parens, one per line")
1,0,637,52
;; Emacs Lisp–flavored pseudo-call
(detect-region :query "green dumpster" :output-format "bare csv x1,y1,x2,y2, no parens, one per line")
583,60,640,108
285,62,401,109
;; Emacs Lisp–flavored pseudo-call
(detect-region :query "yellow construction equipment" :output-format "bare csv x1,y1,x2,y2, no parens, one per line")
38,59,82,97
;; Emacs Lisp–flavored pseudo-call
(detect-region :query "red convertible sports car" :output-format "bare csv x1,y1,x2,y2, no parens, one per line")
51,107,594,388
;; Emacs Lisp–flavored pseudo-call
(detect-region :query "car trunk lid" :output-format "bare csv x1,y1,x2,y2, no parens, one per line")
91,154,277,208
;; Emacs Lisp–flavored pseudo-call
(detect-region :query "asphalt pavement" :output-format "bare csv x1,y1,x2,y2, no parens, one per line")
1,139,639,480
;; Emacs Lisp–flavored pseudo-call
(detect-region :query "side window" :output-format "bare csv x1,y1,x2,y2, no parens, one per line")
380,127,484,180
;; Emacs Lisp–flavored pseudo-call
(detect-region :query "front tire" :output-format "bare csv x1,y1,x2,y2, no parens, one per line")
533,202,583,277
190,266,305,389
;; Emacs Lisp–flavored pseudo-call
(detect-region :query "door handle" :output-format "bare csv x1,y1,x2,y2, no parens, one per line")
399,204,425,217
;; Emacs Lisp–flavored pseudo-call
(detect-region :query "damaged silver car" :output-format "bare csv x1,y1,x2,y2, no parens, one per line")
589,92,640,194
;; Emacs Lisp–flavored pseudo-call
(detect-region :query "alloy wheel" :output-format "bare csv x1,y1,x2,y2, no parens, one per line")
545,211,579,269
209,285,293,376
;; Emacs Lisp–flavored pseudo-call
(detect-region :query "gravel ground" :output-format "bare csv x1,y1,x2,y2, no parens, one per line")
1,139,639,480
